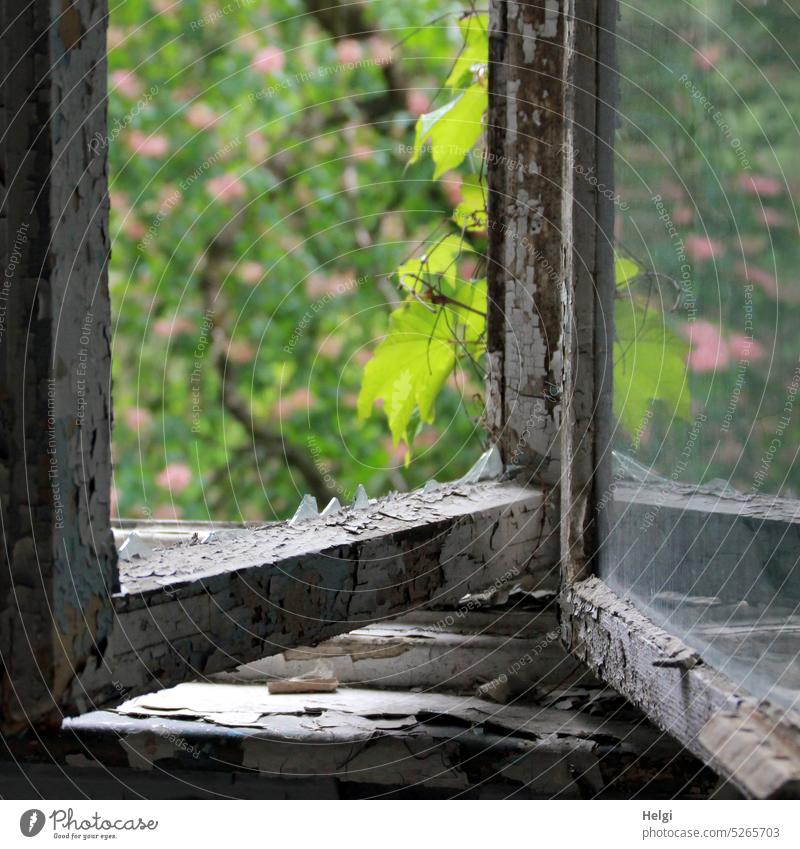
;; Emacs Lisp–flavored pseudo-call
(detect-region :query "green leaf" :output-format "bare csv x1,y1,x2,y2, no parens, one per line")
358,302,460,445
615,254,640,287
450,277,487,342
410,85,487,178
613,299,690,438
445,14,489,89
395,233,466,295
452,175,488,232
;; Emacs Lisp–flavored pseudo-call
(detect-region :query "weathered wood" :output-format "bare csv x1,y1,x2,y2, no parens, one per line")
80,482,552,705
565,576,800,798
0,0,116,732
486,0,571,488
561,0,617,585
2,687,719,799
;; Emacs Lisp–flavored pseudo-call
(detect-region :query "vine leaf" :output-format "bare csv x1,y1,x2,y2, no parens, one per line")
613,298,691,437
358,302,460,446
446,14,489,89
615,254,640,287
452,175,488,232
396,234,466,295
410,85,487,178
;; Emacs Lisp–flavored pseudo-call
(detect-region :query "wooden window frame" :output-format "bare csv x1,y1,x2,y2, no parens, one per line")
553,0,800,800
2,0,798,798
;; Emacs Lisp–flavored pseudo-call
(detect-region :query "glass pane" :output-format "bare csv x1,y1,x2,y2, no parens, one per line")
601,0,800,711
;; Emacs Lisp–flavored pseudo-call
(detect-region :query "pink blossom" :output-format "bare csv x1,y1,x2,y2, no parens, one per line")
186,102,219,130
440,172,463,207
760,207,786,228
737,263,778,297
238,261,265,285
336,38,363,65
124,130,169,158
156,462,193,494
406,90,432,117
274,388,312,418
728,334,766,361
682,320,730,373
251,46,285,75
227,340,256,364
318,336,344,359
111,70,143,99
672,205,693,226
692,44,723,71
383,437,407,464
368,37,394,66
123,407,152,430
153,503,184,520
738,173,783,197
305,273,343,299
685,234,724,262
122,217,146,240
206,173,246,202
107,27,126,50
351,143,374,162
152,317,194,338
245,131,269,162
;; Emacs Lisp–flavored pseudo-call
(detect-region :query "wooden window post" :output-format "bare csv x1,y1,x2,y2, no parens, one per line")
1,0,116,730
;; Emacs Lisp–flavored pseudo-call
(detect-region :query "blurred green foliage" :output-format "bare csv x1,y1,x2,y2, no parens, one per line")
108,0,486,521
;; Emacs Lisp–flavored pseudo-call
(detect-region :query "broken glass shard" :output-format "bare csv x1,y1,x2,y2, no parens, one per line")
458,444,502,484
321,497,342,518
289,494,319,524
117,532,154,561
352,484,369,510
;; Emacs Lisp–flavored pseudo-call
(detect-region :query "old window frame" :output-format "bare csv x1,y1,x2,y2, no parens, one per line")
2,0,798,798
553,0,800,800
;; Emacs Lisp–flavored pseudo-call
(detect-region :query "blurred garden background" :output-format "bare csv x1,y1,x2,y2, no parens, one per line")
614,0,800,496
108,0,486,521
108,0,800,522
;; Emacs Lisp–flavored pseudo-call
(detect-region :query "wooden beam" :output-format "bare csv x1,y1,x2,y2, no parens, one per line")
565,576,800,798
0,1,116,731
82,482,552,704
486,0,572,489
561,0,617,585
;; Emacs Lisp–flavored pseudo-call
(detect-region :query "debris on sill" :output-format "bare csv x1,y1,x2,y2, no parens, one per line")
267,662,339,695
